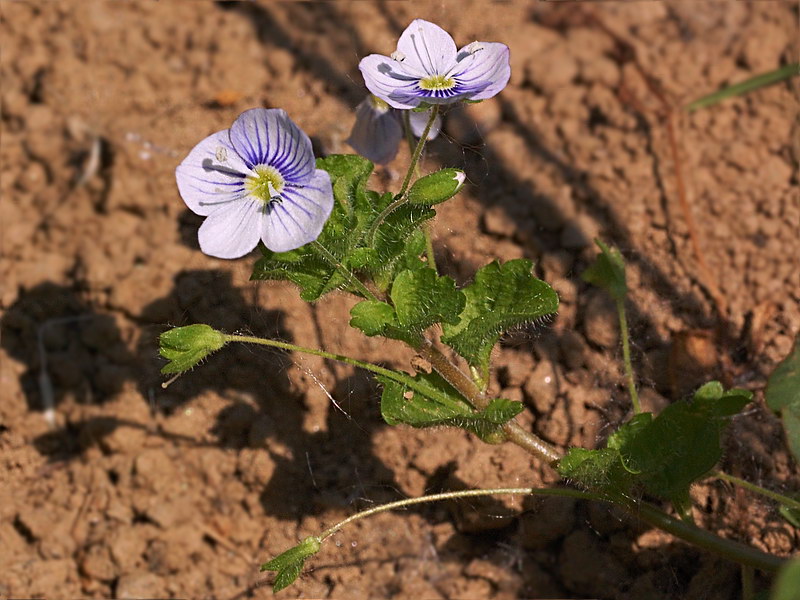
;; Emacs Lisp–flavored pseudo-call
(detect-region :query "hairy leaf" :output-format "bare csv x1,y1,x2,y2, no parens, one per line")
377,371,522,442
441,259,558,375
350,268,465,346
616,382,751,512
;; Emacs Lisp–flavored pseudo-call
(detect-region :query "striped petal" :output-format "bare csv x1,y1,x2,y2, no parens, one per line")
396,19,457,76
263,169,334,253
175,130,250,216
197,198,263,259
452,42,510,100
346,97,403,164
229,108,315,184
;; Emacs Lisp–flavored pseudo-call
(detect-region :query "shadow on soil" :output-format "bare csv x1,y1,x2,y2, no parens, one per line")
4,271,402,522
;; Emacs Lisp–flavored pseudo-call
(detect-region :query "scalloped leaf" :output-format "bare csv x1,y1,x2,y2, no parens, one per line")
441,259,558,376
377,371,522,442
350,267,465,346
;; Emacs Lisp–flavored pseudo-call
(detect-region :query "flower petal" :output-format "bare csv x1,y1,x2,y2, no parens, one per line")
452,42,510,101
176,130,250,216
228,108,315,184
263,169,334,253
396,19,457,76
409,108,442,140
197,198,263,259
346,97,403,164
359,54,426,109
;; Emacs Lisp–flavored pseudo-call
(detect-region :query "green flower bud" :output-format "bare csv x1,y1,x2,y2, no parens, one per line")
159,324,227,374
407,168,466,205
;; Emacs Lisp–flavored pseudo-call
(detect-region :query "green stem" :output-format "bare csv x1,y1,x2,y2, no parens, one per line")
686,63,799,112
417,339,563,464
742,565,754,600
319,486,598,541
402,111,438,272
627,498,784,573
224,334,401,382
616,297,641,414
312,241,378,302
366,105,440,245
712,470,800,512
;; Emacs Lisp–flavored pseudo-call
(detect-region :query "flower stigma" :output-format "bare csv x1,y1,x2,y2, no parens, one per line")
246,165,285,205
419,74,456,91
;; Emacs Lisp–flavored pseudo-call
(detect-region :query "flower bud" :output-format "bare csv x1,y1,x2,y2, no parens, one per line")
407,169,466,205
159,324,227,374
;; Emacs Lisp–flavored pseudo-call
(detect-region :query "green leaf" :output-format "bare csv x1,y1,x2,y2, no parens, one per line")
348,300,420,346
582,239,627,301
407,168,466,205
615,382,750,508
377,371,522,442
686,63,799,112
159,324,226,374
260,536,321,593
368,202,435,292
766,335,800,464
392,268,465,329
771,557,800,600
557,447,632,496
349,268,465,346
779,504,800,528
607,412,653,471
349,301,397,337
441,259,558,376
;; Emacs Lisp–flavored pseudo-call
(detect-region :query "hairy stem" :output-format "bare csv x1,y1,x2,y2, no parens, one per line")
312,241,378,302
402,111,439,273
319,486,598,541
367,106,440,245
224,334,401,382
616,297,641,414
417,339,562,464
712,470,800,511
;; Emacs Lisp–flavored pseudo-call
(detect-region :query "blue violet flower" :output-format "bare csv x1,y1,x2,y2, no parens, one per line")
359,19,510,110
347,95,442,165
176,108,334,258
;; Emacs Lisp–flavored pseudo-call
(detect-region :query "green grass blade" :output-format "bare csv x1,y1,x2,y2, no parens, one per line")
686,63,799,112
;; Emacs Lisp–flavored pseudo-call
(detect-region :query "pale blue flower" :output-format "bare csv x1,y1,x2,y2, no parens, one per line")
359,19,510,110
176,108,333,258
346,95,442,165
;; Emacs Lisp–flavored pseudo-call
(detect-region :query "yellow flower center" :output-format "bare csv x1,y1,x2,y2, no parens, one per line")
246,165,284,204
419,74,456,91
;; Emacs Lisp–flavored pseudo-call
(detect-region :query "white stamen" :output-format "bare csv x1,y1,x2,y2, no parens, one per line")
391,50,406,62
215,146,228,162
267,180,280,200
